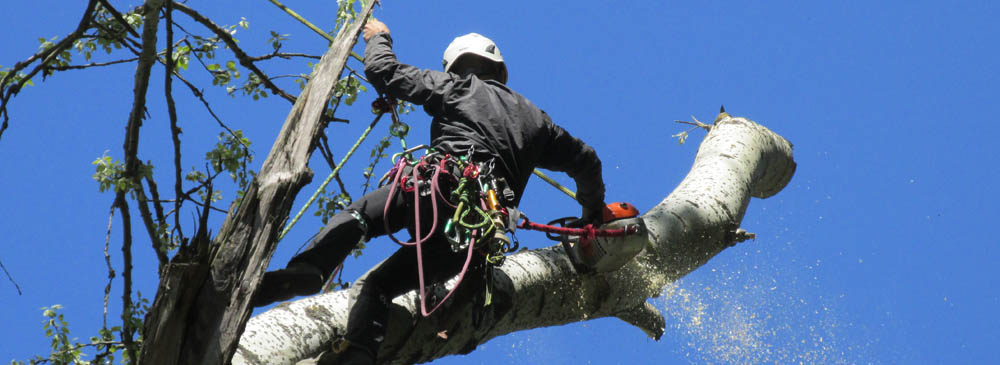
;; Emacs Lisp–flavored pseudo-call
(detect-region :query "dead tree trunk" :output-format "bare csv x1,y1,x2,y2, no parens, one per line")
138,2,377,364
232,115,796,364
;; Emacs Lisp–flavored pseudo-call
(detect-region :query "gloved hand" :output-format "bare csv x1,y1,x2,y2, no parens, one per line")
566,203,604,228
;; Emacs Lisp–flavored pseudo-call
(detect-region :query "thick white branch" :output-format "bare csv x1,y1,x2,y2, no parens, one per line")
234,116,795,364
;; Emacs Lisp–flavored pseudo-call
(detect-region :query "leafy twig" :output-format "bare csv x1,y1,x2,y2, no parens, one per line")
96,0,141,39
0,0,100,143
172,1,297,103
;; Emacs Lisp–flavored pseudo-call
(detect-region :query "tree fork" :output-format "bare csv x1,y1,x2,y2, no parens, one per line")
233,115,796,364
138,1,377,364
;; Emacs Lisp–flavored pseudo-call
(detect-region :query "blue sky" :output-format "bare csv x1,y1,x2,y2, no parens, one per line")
2,0,998,363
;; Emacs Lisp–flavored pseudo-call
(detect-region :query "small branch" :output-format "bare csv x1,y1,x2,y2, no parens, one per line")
346,66,369,84
248,52,321,62
196,177,214,237
35,340,126,364
144,173,167,227
44,57,139,71
268,74,310,81
674,115,712,131
172,1,297,103
318,132,337,169
166,55,241,139
88,19,143,54
0,256,22,295
335,175,349,199
155,198,228,214
103,200,117,329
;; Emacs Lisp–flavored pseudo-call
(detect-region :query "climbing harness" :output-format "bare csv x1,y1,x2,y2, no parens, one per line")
381,148,519,316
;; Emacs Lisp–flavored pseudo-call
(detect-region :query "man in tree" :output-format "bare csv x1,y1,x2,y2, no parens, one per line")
253,18,605,363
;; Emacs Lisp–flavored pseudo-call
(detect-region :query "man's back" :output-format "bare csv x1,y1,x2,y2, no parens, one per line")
365,32,604,208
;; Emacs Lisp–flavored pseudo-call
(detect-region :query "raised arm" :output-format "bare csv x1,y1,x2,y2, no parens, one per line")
362,20,462,108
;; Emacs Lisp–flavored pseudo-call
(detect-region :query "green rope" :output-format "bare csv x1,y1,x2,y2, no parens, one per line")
278,113,385,241
266,0,365,62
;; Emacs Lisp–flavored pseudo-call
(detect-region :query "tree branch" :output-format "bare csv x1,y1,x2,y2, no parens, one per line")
248,52,322,62
165,0,185,251
171,1,297,103
115,193,138,363
103,200,117,329
0,0,99,143
121,0,167,271
44,57,139,71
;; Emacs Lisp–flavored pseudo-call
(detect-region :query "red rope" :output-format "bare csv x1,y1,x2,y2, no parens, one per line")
517,220,639,237
381,155,479,317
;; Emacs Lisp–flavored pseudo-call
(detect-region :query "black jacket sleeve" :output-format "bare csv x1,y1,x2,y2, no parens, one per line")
363,33,460,109
537,112,606,211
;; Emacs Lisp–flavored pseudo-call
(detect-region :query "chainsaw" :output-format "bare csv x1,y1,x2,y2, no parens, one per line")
521,202,647,273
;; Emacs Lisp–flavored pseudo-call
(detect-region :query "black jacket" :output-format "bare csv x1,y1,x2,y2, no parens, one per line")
364,33,604,210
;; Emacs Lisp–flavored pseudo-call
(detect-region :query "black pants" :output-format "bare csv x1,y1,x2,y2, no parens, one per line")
289,175,478,356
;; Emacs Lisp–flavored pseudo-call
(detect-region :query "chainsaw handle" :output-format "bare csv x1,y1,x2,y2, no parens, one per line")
544,217,579,241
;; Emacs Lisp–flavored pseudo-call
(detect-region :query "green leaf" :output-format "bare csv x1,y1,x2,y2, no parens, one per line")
226,60,237,71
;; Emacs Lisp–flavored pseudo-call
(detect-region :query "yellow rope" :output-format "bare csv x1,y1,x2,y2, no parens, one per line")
531,169,576,200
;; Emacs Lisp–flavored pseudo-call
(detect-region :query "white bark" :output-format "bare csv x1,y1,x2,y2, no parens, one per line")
234,116,796,364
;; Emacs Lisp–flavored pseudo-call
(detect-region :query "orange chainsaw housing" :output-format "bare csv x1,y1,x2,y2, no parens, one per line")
602,202,639,223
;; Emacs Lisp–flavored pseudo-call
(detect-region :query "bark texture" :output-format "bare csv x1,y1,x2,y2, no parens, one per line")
233,115,796,364
138,2,376,364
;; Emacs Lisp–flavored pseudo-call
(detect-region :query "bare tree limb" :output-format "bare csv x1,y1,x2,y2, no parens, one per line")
171,1,297,103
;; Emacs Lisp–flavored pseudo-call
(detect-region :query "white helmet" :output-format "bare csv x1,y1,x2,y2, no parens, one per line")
442,33,508,84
